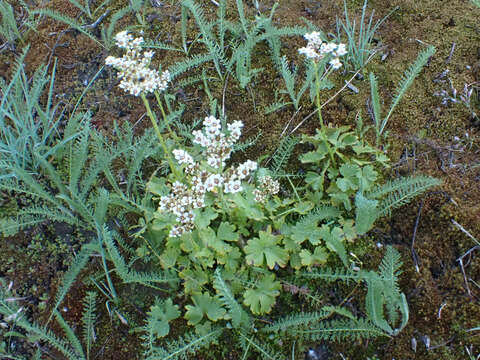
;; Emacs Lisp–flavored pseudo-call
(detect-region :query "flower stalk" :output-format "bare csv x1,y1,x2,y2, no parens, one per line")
299,32,347,168
140,94,180,178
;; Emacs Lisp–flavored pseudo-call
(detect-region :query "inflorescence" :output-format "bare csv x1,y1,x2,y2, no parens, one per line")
105,31,170,96
158,116,279,238
254,176,280,203
298,31,347,69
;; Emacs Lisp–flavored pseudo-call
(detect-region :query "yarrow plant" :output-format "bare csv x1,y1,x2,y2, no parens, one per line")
298,31,347,69
105,31,170,96
106,31,180,174
297,32,349,166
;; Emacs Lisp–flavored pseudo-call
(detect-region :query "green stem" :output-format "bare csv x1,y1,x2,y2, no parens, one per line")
141,94,180,178
154,91,180,142
313,62,336,167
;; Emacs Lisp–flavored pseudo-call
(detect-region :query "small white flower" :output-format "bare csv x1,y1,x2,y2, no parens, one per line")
206,174,224,191
334,43,347,57
158,70,170,92
298,46,319,59
194,197,205,208
224,179,242,193
203,116,221,129
115,31,133,48
172,181,186,193
236,160,257,179
323,42,337,54
159,196,170,210
144,50,154,59
206,125,221,137
245,160,257,171
106,32,171,96
169,225,182,237
227,120,243,133
207,156,221,169
304,31,322,45
194,183,207,194
185,211,195,222
329,57,342,70
227,120,243,141
173,149,194,165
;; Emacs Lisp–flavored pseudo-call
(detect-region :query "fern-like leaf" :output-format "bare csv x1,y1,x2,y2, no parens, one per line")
31,8,103,47
372,176,441,217
301,267,369,283
262,310,329,333
297,206,341,227
369,72,382,134
18,319,84,360
270,135,299,175
54,310,85,359
379,246,402,297
298,318,389,341
103,228,178,288
168,53,215,81
82,291,97,359
213,268,250,329
355,192,379,235
237,331,284,360
381,46,435,134
378,246,408,334
145,328,222,360
48,247,91,323
365,274,393,334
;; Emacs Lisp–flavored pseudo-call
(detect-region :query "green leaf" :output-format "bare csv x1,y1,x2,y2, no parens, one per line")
180,266,209,294
243,274,281,314
147,176,170,196
180,231,201,253
244,227,289,269
217,247,242,271
359,165,378,191
329,191,352,211
230,192,265,221
185,293,226,325
213,268,250,329
147,298,181,338
151,212,175,231
340,219,357,242
320,225,348,267
305,171,325,191
199,227,231,256
217,222,238,242
365,276,393,334
300,150,326,163
355,193,379,235
290,221,323,245
293,201,314,214
194,207,218,228
336,163,360,192
300,246,328,267
160,247,180,269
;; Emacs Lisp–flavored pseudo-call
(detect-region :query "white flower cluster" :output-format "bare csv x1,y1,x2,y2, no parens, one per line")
159,116,258,237
298,31,347,69
253,176,280,203
105,31,170,96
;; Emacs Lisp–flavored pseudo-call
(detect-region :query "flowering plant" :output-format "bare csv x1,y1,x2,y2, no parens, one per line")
157,116,261,238
105,31,170,96
298,31,347,69
101,28,437,349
